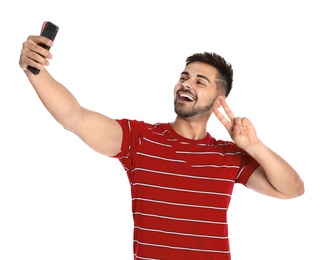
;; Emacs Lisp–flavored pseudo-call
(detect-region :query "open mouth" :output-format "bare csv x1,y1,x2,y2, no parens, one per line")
179,92,195,102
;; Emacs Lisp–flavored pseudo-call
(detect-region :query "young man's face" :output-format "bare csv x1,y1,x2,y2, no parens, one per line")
174,61,221,118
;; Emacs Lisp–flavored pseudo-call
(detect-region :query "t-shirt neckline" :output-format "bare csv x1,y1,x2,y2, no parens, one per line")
165,122,212,144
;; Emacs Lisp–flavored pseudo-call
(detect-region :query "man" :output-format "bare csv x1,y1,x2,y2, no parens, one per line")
19,22,304,259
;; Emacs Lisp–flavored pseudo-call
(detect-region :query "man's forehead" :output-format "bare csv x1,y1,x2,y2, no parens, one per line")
183,62,218,78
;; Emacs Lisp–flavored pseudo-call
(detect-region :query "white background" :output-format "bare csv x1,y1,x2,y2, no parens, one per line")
1,0,331,259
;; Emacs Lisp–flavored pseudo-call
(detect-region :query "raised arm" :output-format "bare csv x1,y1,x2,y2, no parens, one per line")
19,23,122,157
213,97,304,199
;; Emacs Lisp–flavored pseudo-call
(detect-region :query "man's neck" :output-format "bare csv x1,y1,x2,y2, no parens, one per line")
171,116,208,140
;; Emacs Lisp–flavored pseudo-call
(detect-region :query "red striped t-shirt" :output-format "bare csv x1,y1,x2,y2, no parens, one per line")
114,119,260,260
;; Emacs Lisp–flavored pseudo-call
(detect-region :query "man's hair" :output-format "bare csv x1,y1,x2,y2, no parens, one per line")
185,52,233,97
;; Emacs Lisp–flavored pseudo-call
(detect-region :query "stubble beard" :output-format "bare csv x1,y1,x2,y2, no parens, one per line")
174,97,216,118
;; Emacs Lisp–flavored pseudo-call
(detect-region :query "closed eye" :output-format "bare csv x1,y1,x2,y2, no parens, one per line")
196,80,207,86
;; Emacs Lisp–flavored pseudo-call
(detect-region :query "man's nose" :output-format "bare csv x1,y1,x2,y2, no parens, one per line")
182,79,193,89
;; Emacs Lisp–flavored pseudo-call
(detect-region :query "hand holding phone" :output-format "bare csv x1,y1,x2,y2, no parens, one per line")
27,21,59,75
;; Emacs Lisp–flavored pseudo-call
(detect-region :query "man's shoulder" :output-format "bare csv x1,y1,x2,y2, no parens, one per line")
123,119,169,128
117,119,170,134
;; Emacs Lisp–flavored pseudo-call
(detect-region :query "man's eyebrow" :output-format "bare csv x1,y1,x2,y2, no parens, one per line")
181,71,210,83
197,74,210,83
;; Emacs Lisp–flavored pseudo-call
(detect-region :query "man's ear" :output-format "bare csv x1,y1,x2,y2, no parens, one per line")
214,95,225,108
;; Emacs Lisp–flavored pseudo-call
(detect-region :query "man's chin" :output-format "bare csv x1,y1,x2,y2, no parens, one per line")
174,109,196,118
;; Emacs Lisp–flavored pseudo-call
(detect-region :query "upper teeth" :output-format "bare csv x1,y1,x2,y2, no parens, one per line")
180,93,194,101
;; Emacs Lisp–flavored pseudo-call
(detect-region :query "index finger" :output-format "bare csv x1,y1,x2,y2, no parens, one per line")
220,98,235,121
213,106,229,127
26,35,53,50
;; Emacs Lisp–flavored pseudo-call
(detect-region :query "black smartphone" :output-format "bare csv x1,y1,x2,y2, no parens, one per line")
27,21,59,75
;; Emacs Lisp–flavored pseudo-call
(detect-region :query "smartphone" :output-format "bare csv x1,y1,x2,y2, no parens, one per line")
27,21,59,75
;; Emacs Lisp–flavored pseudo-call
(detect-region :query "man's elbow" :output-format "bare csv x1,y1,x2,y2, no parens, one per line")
295,180,305,197
286,180,305,199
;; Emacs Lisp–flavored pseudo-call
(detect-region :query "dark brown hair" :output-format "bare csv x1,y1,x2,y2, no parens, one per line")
186,52,233,97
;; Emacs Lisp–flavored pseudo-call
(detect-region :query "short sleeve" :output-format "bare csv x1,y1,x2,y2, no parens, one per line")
112,119,133,159
236,151,260,185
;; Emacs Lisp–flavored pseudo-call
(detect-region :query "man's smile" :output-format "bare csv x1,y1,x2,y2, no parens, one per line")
177,90,196,102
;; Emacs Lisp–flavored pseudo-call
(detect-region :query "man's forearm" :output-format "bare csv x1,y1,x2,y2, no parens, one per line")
247,141,304,197
26,69,82,130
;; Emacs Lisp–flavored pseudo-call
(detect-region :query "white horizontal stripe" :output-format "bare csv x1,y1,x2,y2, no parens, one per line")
133,197,227,211
191,164,239,169
197,143,230,148
143,137,172,147
134,168,235,182
176,150,241,156
134,226,228,239
197,143,209,147
146,126,166,136
214,143,234,147
133,212,227,225
134,254,159,260
136,152,185,163
133,240,230,254
133,183,231,197
167,138,178,142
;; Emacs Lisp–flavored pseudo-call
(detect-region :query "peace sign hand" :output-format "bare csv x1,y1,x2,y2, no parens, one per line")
213,98,259,150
